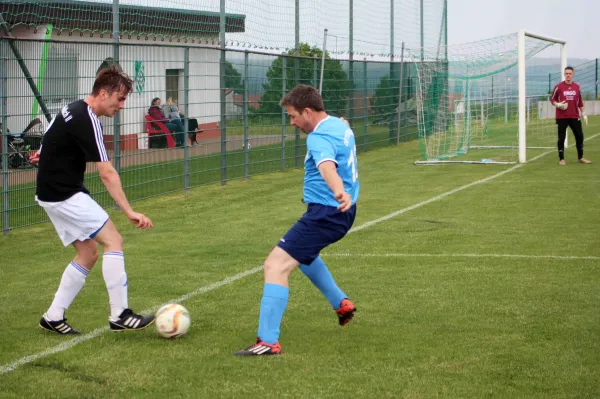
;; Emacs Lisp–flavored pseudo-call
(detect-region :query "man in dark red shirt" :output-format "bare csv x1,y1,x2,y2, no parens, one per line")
550,66,591,165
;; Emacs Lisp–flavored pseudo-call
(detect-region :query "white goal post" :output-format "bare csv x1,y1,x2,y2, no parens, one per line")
518,30,567,163
413,30,568,165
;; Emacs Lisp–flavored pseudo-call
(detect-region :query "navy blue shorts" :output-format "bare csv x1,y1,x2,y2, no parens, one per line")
277,203,357,265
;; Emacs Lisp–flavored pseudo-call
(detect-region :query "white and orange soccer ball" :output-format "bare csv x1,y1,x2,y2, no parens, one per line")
155,304,191,338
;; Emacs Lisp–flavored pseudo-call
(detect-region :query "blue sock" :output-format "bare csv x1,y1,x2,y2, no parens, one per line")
299,256,347,309
257,283,289,344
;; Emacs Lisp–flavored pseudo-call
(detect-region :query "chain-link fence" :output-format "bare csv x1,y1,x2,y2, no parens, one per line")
1,0,447,234
0,36,426,233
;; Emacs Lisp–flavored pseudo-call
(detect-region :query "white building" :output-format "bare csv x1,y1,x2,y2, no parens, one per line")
1,0,245,149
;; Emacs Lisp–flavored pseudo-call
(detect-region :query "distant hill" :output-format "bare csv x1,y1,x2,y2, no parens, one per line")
226,54,597,97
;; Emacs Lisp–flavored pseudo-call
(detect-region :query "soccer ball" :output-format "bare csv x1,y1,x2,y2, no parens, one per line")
155,304,191,338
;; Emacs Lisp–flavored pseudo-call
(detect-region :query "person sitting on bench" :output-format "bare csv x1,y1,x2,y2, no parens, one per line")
148,97,185,147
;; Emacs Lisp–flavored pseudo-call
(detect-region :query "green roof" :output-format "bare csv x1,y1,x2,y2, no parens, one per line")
1,0,245,37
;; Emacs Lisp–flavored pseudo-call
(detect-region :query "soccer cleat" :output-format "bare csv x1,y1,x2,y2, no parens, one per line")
234,338,282,356
578,158,592,164
39,315,81,335
559,159,566,165
336,298,356,326
109,308,155,331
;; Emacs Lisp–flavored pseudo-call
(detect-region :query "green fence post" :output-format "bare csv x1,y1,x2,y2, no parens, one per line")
294,56,300,167
243,50,249,179
363,58,368,151
313,55,318,89
183,47,190,192
281,55,287,171
594,58,600,100
219,0,227,185
294,0,300,167
112,0,121,191
1,39,8,235
397,42,405,145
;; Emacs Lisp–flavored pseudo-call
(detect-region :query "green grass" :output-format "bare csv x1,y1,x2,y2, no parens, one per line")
421,115,600,163
1,122,407,230
1,127,599,397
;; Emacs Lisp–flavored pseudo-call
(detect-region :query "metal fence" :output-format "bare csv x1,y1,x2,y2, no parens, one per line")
2,32,598,234
1,37,422,234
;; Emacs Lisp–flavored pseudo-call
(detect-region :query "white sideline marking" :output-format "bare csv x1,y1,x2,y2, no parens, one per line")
324,253,600,261
1,132,598,375
351,132,600,234
0,266,263,375
492,180,600,184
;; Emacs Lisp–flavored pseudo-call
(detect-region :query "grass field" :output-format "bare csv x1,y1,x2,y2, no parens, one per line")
1,121,407,230
1,123,599,397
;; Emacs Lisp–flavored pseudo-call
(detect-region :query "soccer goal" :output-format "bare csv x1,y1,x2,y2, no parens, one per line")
413,30,567,165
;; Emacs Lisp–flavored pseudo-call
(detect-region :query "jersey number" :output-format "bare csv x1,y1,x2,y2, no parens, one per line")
347,146,358,183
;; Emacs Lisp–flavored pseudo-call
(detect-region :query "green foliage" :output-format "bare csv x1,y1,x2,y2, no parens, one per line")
223,60,243,94
256,43,353,116
370,74,399,120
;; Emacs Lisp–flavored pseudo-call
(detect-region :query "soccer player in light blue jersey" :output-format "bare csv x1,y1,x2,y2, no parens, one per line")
235,84,359,356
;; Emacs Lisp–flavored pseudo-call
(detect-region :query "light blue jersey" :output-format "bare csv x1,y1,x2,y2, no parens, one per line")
303,116,360,207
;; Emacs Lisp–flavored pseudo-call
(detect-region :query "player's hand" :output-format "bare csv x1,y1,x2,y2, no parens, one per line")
29,150,41,165
583,114,588,126
126,211,153,230
555,101,568,110
335,191,352,212
339,117,350,126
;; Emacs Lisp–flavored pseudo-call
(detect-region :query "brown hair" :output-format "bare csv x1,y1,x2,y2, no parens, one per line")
280,84,324,113
92,65,133,96
565,66,574,72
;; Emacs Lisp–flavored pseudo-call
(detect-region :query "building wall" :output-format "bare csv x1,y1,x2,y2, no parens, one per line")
4,25,221,150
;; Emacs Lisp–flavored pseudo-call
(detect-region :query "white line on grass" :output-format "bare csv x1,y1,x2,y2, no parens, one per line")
0,266,263,375
1,132,598,375
491,180,600,184
350,132,600,234
324,253,600,261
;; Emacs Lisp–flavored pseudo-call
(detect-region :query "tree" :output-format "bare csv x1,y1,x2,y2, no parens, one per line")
370,74,399,122
256,43,352,116
224,60,243,94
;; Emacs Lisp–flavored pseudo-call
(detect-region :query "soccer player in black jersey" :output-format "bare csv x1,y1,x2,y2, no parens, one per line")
33,66,155,335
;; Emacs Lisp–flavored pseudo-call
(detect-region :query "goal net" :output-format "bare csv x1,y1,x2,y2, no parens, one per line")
413,31,567,164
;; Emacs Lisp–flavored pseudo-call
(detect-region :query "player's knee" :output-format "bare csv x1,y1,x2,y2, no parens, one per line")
263,258,293,278
103,231,124,252
263,258,278,275
112,232,124,250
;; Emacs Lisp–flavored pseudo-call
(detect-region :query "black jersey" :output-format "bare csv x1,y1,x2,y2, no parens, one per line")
36,100,110,202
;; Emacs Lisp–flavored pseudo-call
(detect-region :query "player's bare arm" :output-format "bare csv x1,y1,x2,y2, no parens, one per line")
317,161,352,212
96,161,153,229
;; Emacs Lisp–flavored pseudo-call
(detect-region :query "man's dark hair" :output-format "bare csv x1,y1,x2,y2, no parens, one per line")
151,97,161,106
92,65,133,96
280,84,325,113
565,66,574,72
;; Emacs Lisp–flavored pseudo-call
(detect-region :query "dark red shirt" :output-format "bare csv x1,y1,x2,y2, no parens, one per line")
148,105,168,122
551,81,583,119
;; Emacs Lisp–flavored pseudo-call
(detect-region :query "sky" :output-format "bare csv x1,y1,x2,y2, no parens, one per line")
448,0,599,60
12,0,598,60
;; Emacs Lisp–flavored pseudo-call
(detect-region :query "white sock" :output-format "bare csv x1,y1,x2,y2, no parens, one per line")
102,251,129,321
45,261,89,321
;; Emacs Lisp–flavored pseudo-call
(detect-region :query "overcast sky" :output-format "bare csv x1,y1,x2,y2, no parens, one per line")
448,0,599,59
79,0,598,60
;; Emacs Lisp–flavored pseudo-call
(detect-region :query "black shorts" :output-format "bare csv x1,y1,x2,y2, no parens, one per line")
277,203,357,265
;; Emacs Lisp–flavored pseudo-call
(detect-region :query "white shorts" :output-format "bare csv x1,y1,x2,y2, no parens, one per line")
36,192,110,246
